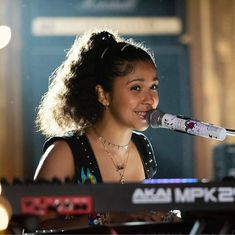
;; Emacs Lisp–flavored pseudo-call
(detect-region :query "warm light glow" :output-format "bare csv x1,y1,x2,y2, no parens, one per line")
0,25,11,49
0,204,10,230
0,189,12,231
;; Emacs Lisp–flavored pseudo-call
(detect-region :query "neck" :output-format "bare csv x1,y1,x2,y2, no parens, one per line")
88,121,133,148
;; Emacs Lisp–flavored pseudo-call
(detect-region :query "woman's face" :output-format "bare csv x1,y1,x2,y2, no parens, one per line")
108,61,159,131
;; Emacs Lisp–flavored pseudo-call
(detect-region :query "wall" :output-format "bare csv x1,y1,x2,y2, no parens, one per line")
187,0,235,179
0,0,23,180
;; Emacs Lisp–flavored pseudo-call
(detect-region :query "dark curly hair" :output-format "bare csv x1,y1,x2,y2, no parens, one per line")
36,29,156,137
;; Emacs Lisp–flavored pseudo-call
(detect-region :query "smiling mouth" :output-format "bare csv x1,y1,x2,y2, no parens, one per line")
135,111,148,120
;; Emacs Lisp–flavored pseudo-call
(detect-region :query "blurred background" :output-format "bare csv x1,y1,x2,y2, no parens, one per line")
0,0,235,182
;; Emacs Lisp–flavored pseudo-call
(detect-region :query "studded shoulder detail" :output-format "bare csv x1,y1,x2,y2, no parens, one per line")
132,131,157,179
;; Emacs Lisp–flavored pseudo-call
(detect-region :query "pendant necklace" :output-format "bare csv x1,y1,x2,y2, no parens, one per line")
101,142,130,184
93,128,130,184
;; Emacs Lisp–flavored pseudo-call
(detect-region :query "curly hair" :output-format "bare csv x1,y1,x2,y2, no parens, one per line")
36,29,156,137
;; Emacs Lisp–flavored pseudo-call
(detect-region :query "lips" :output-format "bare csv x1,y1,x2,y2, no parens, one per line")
135,111,148,119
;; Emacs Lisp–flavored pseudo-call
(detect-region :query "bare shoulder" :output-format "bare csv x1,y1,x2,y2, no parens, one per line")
34,140,75,182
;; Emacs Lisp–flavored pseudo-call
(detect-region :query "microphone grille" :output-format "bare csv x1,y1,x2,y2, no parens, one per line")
147,109,164,127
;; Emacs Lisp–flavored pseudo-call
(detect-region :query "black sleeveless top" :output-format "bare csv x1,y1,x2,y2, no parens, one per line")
43,131,157,184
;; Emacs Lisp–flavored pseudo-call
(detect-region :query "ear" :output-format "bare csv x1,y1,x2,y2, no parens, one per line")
95,84,110,106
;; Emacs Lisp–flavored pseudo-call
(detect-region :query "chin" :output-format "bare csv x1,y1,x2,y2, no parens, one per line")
134,124,149,132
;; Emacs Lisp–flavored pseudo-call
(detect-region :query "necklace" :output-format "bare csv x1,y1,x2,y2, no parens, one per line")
101,142,130,184
97,135,129,150
93,128,130,150
93,128,130,184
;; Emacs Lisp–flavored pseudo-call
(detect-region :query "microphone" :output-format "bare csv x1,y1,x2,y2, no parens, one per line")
147,109,227,141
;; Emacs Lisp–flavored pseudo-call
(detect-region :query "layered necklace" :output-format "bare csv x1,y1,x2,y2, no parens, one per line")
93,128,130,184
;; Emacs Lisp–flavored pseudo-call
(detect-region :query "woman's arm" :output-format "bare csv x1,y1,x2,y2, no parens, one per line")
34,141,75,182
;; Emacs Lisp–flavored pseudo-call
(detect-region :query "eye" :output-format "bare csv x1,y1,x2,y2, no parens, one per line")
151,83,158,90
130,85,141,91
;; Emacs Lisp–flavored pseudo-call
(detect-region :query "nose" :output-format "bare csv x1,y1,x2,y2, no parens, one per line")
142,91,159,108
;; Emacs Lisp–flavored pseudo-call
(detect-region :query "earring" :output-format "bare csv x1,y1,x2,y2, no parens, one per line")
104,102,109,110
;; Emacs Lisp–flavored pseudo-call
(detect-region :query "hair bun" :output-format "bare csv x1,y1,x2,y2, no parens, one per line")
91,31,117,50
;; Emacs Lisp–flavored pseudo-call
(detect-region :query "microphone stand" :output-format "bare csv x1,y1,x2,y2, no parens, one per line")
226,129,235,137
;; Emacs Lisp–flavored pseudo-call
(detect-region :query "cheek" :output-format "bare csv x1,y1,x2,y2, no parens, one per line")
112,90,135,105
153,93,160,108
120,98,136,111
122,94,140,108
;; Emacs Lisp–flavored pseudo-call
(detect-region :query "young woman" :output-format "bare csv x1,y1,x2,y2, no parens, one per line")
34,29,164,227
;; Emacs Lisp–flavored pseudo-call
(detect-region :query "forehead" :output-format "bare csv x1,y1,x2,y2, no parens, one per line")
113,61,158,85
132,60,157,72
125,61,158,79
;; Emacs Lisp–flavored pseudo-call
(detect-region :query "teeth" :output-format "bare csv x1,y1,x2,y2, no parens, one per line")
136,111,147,117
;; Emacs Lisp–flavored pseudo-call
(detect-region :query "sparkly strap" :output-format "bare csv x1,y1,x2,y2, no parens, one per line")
132,132,157,178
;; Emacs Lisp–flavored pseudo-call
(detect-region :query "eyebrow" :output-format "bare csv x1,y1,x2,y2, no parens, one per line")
126,77,159,85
